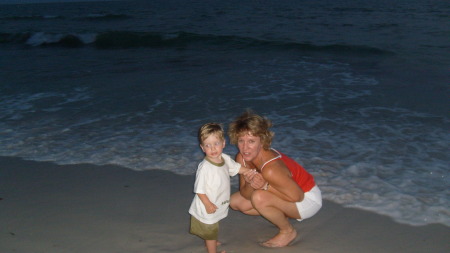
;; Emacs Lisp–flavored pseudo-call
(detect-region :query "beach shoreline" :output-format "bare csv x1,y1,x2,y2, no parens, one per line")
1,156,449,253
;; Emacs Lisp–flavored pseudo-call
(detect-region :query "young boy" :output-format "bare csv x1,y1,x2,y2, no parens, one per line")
189,123,250,253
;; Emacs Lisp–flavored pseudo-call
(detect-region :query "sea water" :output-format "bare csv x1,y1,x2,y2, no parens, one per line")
0,0,448,226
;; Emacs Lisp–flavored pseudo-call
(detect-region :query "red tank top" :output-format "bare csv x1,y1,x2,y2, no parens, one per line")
261,149,316,192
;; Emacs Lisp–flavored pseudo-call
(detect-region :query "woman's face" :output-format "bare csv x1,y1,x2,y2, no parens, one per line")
237,132,263,162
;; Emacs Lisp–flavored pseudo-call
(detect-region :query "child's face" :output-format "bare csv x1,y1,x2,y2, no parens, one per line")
200,134,225,163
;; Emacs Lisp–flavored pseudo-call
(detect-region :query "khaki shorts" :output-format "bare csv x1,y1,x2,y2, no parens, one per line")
190,216,219,240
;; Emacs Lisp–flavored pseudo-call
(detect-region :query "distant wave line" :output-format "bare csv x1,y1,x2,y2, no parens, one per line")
0,31,394,55
0,13,131,21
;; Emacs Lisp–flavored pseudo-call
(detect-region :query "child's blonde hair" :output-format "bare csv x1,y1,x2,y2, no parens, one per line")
198,123,225,144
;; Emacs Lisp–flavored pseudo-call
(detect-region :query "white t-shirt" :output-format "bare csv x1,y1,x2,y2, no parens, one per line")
188,153,241,224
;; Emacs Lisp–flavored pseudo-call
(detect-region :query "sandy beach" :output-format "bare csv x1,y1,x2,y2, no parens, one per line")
1,156,448,253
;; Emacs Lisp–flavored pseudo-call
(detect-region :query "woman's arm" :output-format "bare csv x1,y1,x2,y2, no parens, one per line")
236,153,258,199
262,160,304,202
238,174,254,200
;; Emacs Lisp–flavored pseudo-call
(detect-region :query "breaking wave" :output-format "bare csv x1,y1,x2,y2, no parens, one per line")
0,31,393,55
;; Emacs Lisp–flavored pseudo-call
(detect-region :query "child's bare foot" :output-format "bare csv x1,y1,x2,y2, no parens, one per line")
205,240,225,253
260,228,297,248
217,241,225,253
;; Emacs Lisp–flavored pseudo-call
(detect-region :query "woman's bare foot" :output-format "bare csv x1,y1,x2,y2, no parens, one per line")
260,228,297,248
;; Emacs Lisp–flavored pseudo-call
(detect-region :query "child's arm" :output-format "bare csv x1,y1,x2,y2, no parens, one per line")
238,165,252,174
197,193,218,214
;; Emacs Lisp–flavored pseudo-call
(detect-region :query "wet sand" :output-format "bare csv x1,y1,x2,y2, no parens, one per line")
1,156,448,253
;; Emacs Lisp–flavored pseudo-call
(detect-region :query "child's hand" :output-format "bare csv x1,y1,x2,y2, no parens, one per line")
239,166,252,175
241,167,252,174
205,203,218,214
197,194,218,214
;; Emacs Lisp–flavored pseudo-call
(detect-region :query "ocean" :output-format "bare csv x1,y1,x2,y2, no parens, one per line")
0,0,448,227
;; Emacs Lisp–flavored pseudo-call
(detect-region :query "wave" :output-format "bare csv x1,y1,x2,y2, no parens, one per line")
0,31,394,55
0,15,64,20
0,32,96,48
0,13,130,21
75,14,131,21
331,7,375,13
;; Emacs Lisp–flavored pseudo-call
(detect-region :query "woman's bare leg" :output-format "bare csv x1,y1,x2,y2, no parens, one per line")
230,191,260,216
251,190,300,247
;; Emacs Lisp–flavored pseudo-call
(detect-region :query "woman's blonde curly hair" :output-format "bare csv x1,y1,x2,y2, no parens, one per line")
228,109,274,150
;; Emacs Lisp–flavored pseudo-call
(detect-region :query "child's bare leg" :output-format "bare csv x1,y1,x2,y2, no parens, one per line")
205,240,225,253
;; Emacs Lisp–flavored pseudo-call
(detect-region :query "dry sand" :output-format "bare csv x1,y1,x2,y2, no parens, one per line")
1,156,449,253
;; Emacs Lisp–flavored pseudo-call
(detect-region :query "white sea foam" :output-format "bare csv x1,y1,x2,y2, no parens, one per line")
25,32,96,46
1,88,447,227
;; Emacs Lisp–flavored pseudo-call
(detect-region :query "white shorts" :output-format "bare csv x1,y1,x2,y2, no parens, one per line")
296,185,322,221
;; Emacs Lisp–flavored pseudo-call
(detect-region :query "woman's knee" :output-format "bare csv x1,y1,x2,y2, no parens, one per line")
229,198,239,210
250,190,271,209
230,192,247,211
229,194,239,210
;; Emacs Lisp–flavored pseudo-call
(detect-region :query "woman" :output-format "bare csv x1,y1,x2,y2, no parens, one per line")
228,110,322,248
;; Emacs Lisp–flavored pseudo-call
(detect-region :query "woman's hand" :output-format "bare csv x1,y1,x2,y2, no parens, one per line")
243,169,255,183
243,169,267,189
